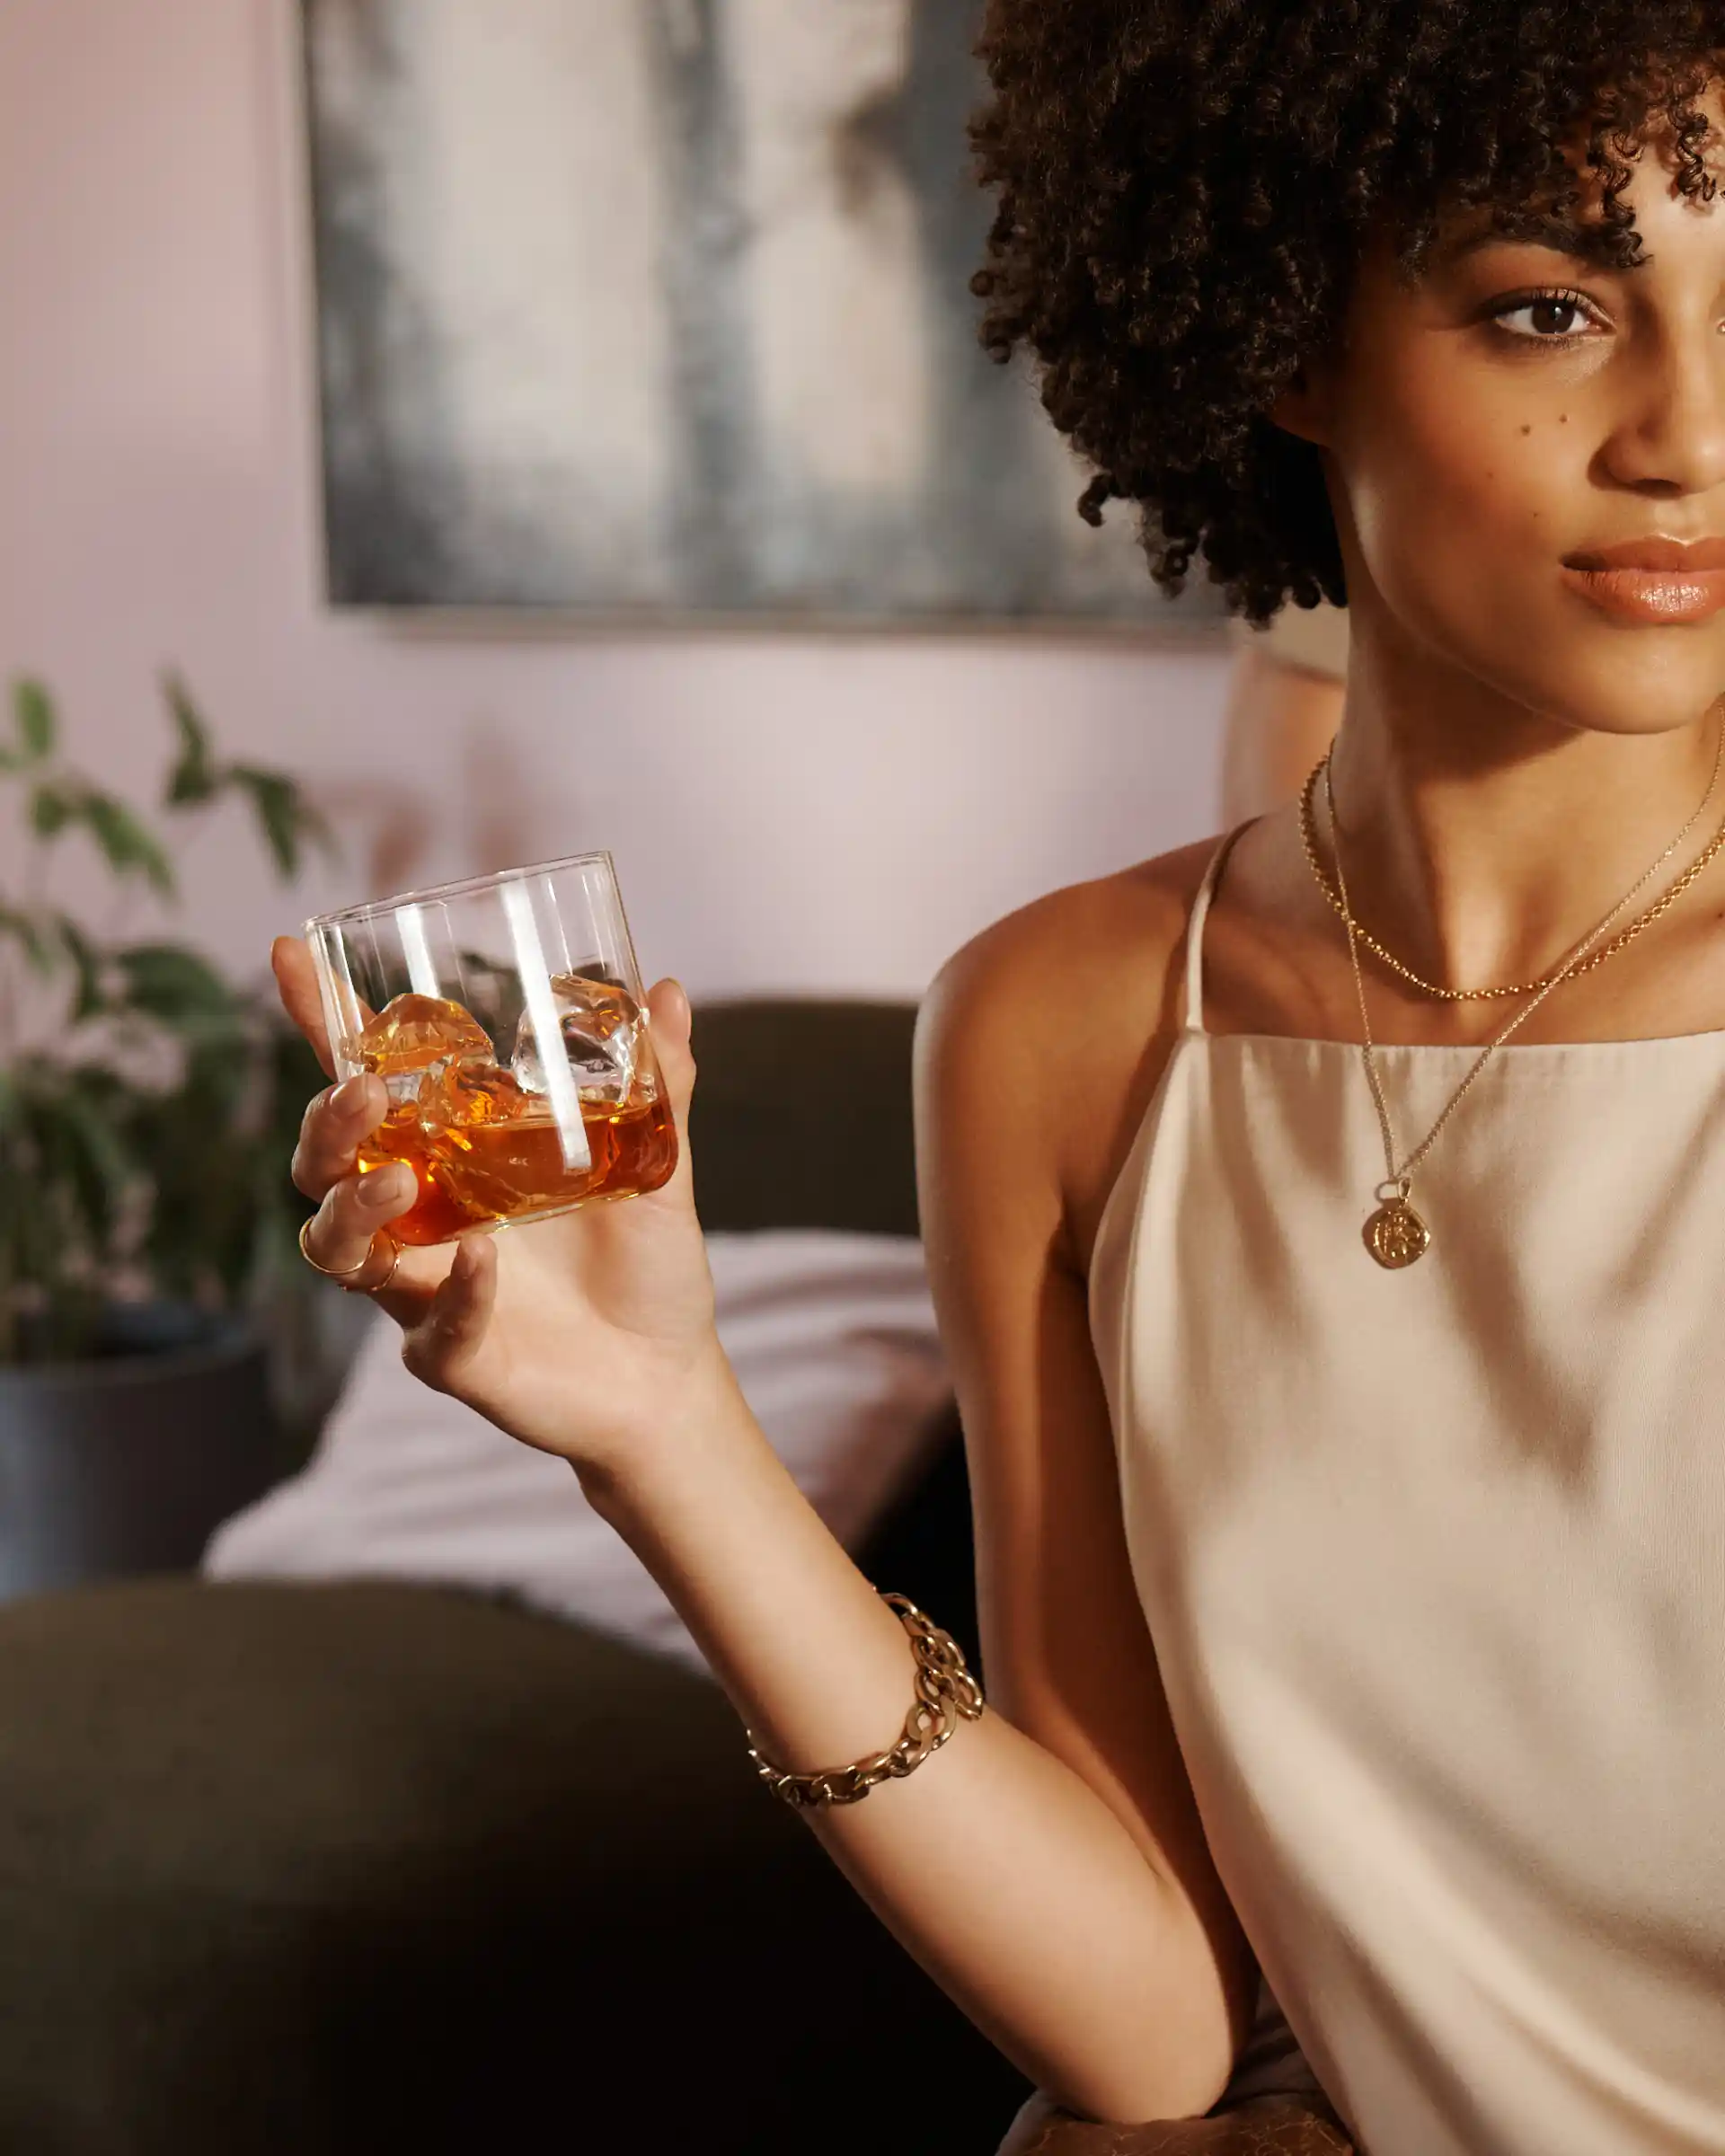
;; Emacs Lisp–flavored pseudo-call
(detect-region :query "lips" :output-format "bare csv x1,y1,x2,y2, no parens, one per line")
1561,538,1725,623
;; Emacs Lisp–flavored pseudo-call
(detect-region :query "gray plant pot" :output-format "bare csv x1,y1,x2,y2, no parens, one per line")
0,1305,285,1603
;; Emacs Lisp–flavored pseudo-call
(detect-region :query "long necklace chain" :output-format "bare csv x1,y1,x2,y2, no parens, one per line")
1323,729,1725,1268
1301,723,1725,1002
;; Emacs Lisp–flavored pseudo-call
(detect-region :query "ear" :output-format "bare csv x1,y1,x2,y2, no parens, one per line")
1269,363,1335,449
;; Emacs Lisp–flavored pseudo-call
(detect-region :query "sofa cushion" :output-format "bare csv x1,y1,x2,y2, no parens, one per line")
0,1577,1028,2154
206,1230,952,1669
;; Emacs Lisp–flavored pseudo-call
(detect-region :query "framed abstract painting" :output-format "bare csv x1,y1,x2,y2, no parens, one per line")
301,0,1217,627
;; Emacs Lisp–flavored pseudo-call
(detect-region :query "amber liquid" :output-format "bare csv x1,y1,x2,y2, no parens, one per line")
360,1083,677,1247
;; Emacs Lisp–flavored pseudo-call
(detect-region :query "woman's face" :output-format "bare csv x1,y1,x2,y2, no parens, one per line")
1295,94,1725,740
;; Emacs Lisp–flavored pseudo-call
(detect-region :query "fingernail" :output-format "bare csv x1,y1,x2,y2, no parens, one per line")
335,1076,367,1113
360,1166,403,1208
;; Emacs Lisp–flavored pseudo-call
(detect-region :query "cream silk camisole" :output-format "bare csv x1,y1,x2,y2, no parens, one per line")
1087,833,1725,2155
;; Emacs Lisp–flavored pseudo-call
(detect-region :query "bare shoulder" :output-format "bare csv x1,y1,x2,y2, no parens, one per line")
916,839,1219,1272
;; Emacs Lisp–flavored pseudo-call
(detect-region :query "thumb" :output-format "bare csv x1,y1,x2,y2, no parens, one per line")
644,976,693,1102
642,976,697,1194
272,934,337,1078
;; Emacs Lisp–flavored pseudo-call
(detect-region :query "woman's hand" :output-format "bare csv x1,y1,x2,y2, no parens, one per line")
273,936,732,1478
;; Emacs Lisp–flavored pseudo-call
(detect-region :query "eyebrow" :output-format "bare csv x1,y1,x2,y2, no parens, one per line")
1436,214,1608,267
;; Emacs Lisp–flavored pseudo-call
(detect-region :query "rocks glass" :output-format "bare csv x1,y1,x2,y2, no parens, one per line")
303,853,677,1247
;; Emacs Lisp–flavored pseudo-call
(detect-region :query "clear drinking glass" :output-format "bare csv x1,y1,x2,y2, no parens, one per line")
303,853,677,1248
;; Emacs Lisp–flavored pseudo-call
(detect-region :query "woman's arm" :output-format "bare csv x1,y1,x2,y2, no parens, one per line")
915,876,1261,2106
280,892,1247,2120
584,881,1251,2120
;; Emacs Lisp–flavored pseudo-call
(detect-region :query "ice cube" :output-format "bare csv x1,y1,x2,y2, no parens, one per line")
420,1056,538,1135
347,993,494,1109
511,972,643,1104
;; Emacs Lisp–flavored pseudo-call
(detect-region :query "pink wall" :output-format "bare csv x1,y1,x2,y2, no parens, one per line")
0,0,1228,1006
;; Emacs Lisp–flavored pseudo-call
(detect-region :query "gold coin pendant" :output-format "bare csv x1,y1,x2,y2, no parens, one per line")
1364,1197,1430,1269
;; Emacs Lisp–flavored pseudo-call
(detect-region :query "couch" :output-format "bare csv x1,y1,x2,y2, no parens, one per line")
0,1000,1029,2155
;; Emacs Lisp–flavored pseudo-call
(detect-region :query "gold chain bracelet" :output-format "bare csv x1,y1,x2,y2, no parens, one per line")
745,1594,985,1810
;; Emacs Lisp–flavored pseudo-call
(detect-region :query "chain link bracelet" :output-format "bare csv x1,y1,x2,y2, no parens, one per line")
745,1593,985,1809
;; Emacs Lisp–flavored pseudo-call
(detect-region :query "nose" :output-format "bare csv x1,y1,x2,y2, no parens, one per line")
1600,321,1725,499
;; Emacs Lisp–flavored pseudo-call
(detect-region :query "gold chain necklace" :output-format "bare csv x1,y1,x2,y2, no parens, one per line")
1323,738,1725,1268
1301,724,1725,1001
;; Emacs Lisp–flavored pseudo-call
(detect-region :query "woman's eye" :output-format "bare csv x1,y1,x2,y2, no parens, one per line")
1491,293,1599,340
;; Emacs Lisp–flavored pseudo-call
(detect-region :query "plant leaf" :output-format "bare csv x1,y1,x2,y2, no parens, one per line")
79,792,177,897
13,679,56,763
0,905,59,977
51,915,107,1021
228,765,340,878
1,1063,93,1327
180,1031,252,1123
49,1072,139,1250
163,674,218,807
9,1074,119,1280
112,942,242,1028
297,794,342,867
226,765,306,878
29,784,72,838
137,1082,255,1304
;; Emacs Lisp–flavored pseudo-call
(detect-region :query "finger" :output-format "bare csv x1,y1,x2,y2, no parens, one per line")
642,976,697,1197
402,1233,496,1394
303,1161,419,1283
273,936,336,1077
291,1072,389,1201
644,976,693,1107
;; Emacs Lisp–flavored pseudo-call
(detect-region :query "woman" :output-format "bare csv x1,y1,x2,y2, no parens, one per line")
275,8,1725,2150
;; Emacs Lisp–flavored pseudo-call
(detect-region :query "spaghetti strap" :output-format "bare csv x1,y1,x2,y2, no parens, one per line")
1182,826,1251,1035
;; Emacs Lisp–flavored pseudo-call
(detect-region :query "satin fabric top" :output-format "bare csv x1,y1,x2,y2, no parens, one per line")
1087,835,1725,2153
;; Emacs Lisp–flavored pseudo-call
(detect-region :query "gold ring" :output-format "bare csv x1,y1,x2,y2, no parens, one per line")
297,1215,403,1294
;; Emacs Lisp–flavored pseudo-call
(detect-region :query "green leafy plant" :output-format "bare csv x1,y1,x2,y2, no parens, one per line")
0,674,339,1365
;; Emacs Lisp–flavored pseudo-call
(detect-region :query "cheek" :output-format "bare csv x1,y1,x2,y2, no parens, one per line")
1328,357,1724,732
1340,365,1570,589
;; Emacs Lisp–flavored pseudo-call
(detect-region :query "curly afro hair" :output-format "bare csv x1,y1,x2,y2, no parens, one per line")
969,4,1725,621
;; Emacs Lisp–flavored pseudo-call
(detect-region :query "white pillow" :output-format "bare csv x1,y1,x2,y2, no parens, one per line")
204,1232,953,1672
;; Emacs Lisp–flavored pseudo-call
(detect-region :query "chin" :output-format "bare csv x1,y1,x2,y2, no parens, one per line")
1423,602,1725,743
1491,668,1707,746
1527,638,1725,742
